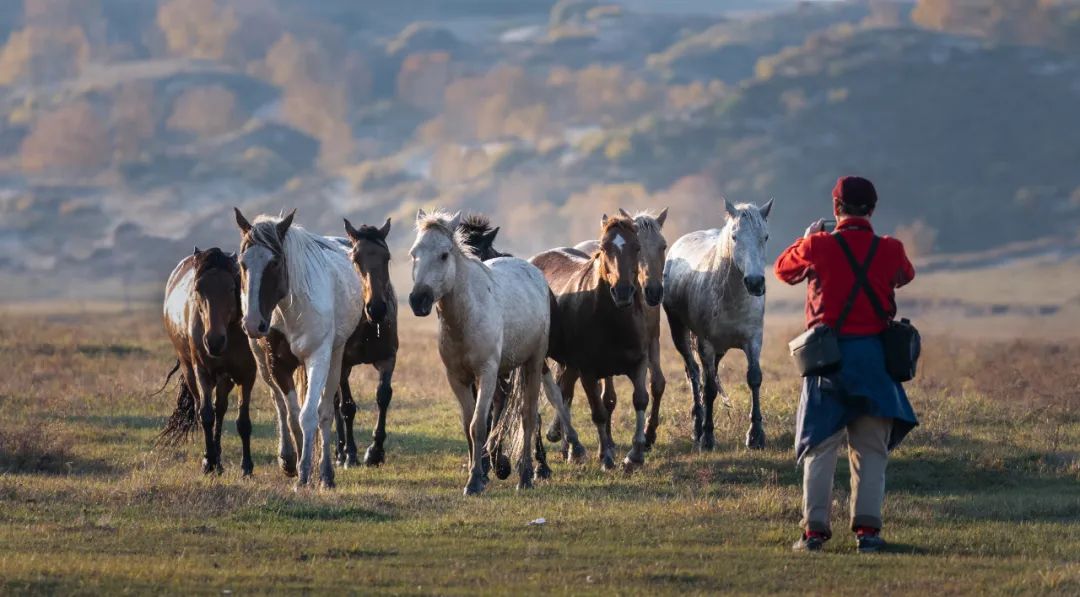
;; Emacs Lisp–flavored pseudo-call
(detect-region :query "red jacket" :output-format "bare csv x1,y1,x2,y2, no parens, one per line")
774,218,915,335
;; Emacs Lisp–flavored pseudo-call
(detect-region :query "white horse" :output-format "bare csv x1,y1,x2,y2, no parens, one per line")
408,209,568,495
234,208,362,488
662,199,773,450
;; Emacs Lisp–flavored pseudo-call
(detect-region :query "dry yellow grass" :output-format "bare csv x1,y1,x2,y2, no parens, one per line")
0,306,1077,594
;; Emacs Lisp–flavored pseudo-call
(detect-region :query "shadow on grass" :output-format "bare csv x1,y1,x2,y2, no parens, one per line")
0,343,150,357
232,497,394,524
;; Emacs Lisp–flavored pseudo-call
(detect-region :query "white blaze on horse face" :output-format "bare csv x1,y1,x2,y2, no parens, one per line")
165,268,194,329
240,244,274,334
612,233,626,252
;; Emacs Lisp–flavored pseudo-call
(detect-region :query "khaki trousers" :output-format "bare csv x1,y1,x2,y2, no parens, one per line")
802,415,892,535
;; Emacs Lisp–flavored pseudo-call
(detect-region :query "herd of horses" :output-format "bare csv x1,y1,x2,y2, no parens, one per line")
160,200,774,494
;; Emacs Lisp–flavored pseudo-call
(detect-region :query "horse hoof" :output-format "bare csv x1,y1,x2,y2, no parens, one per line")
320,478,336,490
568,442,587,464
363,445,385,467
464,476,487,496
601,455,616,471
644,430,657,450
494,454,512,481
622,457,643,473
700,434,716,452
745,426,766,450
201,459,214,475
215,464,224,475
279,456,298,478
545,423,563,443
241,466,254,478
517,476,534,491
535,462,552,480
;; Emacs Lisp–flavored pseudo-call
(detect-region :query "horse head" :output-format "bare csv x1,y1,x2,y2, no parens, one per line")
620,207,669,307
191,247,241,357
234,207,294,338
597,213,642,308
408,209,464,317
458,213,502,261
723,199,773,297
344,217,393,323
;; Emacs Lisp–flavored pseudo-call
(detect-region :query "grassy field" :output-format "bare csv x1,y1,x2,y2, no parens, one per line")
0,308,1078,595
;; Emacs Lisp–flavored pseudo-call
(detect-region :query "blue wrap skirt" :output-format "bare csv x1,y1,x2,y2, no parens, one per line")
795,335,919,462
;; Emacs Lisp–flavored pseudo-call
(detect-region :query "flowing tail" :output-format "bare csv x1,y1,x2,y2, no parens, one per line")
156,362,197,446
486,367,528,467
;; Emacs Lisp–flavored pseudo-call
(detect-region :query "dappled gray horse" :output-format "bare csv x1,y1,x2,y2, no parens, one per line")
663,199,773,450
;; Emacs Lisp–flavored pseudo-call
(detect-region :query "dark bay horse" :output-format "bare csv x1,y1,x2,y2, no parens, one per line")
254,217,398,471
531,214,651,470
160,247,257,475
554,208,669,449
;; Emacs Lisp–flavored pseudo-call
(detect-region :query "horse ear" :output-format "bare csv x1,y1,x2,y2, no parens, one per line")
234,207,252,234
416,208,426,222
193,246,200,255
448,211,462,231
378,217,391,239
483,226,499,245
277,208,296,238
723,198,738,219
618,208,631,218
759,199,774,220
343,217,360,243
656,207,669,228
601,213,609,226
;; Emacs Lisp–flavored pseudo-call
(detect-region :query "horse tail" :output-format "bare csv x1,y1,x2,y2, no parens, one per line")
147,359,180,398
545,289,566,363
156,372,197,446
486,368,529,467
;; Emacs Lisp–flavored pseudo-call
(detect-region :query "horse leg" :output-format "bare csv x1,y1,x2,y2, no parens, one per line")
339,366,360,467
251,340,297,477
466,364,499,495
581,373,616,471
644,334,667,450
447,374,478,483
212,379,231,473
296,346,333,488
365,357,395,467
236,380,254,476
666,309,703,443
318,350,344,489
744,337,766,450
542,365,586,462
696,340,720,451
545,363,574,443
623,360,650,470
601,378,617,443
518,357,543,490
334,389,346,465
194,368,216,475
533,413,551,480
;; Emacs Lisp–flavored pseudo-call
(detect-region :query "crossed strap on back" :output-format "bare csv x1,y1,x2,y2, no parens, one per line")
832,231,891,332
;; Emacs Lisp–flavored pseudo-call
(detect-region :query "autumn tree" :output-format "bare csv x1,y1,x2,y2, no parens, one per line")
21,100,111,175
111,82,157,160
167,85,241,138
157,0,238,61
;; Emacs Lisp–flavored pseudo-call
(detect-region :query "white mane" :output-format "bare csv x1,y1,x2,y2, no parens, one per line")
416,209,482,262
250,215,348,307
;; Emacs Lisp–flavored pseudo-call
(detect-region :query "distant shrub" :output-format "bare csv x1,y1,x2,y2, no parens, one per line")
0,420,71,474
894,219,939,258
0,25,90,85
157,0,238,61
167,85,241,138
20,99,110,176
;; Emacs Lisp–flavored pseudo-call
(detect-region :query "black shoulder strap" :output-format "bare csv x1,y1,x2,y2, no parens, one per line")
833,233,890,329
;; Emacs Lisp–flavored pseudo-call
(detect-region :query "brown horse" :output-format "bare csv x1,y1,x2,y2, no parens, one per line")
531,214,650,470
554,208,669,449
160,247,257,475
252,218,398,471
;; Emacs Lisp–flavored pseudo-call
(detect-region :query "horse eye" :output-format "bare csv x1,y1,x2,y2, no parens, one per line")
441,252,449,261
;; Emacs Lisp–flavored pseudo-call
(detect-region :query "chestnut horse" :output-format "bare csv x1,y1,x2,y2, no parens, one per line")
160,247,257,475
531,214,651,470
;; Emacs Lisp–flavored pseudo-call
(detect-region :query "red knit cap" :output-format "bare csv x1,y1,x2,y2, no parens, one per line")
832,176,877,214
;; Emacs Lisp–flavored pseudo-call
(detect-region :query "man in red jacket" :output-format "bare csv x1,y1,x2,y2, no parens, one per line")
775,176,919,553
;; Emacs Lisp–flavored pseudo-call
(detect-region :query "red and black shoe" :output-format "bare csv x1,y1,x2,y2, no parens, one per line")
855,526,886,553
792,530,829,552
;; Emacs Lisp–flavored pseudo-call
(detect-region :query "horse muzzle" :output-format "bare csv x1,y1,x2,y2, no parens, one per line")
610,284,636,308
242,316,270,339
366,299,388,323
409,289,434,317
743,275,766,297
204,334,228,357
644,284,664,307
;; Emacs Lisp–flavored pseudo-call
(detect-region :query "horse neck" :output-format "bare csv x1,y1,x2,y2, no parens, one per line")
437,252,490,330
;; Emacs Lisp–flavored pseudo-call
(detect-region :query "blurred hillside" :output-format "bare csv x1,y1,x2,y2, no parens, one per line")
0,0,1078,300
